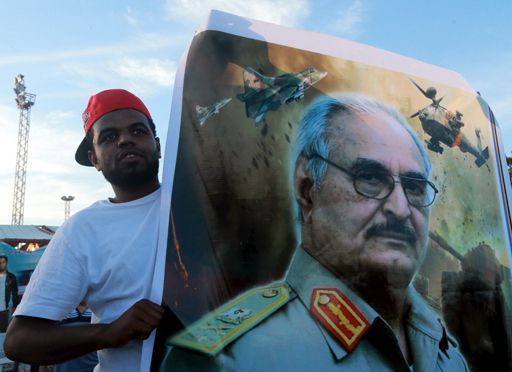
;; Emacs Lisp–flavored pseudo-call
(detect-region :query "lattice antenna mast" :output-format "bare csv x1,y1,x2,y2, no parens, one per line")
61,196,75,221
11,74,36,225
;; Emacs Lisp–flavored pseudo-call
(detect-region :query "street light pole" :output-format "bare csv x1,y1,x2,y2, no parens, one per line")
61,195,75,221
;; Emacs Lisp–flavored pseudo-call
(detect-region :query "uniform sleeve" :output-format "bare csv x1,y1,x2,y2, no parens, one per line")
14,229,89,321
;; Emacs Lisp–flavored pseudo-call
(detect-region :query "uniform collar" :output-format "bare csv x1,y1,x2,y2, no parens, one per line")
404,287,453,371
286,247,379,360
405,287,444,341
286,246,450,363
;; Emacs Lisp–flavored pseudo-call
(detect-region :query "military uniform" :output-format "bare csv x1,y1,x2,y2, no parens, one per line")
162,248,468,371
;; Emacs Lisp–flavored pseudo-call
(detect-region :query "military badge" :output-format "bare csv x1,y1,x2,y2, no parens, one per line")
310,288,370,352
169,283,293,356
216,307,253,325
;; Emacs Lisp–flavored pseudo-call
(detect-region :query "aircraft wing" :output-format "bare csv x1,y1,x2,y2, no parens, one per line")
244,67,275,86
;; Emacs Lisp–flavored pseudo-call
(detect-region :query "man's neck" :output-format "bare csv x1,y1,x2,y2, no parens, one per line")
355,280,413,364
110,179,160,203
301,229,414,363
356,283,408,329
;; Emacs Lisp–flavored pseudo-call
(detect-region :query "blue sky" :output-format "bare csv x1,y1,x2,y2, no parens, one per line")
1,0,511,225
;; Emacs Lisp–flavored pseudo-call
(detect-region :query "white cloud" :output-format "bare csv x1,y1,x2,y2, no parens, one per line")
124,7,141,26
27,111,81,175
461,51,512,154
329,0,365,37
60,57,176,97
22,170,112,226
59,62,99,80
0,55,175,224
0,105,23,224
0,105,19,174
165,0,310,27
0,106,95,225
0,106,114,225
0,32,180,66
113,58,177,95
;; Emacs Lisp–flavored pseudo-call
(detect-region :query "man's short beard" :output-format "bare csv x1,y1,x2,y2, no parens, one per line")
102,155,160,190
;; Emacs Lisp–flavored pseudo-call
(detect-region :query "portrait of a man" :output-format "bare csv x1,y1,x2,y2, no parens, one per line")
155,15,511,371
164,94,468,371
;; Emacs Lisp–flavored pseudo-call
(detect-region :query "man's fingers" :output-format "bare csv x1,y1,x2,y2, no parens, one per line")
130,321,155,340
130,300,164,326
132,311,162,328
103,300,165,348
132,299,165,316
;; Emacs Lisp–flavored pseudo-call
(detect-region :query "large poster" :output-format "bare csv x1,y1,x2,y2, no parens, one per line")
151,10,512,371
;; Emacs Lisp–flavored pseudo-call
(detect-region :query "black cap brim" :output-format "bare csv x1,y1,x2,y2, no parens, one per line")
75,137,93,166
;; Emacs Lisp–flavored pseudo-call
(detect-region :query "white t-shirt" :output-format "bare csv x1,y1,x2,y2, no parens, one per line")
15,188,161,372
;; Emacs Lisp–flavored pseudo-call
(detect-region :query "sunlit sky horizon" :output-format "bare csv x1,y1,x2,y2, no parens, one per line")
1,0,511,226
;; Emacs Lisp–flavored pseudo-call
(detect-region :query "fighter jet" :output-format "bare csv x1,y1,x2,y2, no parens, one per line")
410,80,489,168
237,67,327,125
196,97,232,126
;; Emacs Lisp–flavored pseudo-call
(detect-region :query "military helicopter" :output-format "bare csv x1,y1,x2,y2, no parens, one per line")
237,66,327,125
410,80,489,168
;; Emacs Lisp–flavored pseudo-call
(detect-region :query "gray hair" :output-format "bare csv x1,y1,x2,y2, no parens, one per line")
290,93,431,217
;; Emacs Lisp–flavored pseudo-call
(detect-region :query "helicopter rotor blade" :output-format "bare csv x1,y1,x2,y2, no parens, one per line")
436,98,447,111
410,79,429,98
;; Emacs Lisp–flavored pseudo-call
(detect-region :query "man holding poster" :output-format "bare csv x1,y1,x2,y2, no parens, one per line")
5,89,165,371
165,94,468,371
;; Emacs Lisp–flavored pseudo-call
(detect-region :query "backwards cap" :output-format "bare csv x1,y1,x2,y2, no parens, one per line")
75,89,153,166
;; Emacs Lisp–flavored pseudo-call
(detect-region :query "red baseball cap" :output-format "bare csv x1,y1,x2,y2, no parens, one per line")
75,89,153,166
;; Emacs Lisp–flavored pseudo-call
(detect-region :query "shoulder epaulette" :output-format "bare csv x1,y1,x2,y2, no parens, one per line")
169,282,294,356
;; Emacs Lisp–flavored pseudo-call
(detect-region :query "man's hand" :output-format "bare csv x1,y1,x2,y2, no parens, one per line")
5,299,164,365
102,299,165,348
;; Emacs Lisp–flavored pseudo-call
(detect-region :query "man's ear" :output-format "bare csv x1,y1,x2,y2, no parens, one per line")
155,137,161,159
88,150,101,171
294,156,315,223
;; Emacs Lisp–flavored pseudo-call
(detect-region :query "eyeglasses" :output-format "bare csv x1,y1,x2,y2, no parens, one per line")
309,153,438,208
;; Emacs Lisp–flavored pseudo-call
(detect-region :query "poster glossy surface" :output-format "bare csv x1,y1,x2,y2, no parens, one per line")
151,10,512,371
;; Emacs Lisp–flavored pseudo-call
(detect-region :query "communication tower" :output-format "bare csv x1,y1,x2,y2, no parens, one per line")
11,74,36,225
